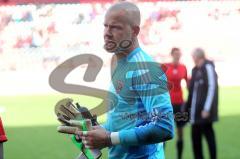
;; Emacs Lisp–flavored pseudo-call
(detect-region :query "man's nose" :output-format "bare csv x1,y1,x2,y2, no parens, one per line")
104,27,113,37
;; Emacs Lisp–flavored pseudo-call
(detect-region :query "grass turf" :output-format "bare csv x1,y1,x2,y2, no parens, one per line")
0,87,240,159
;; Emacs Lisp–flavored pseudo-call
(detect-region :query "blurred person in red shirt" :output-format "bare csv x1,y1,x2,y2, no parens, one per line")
165,47,188,159
0,117,7,159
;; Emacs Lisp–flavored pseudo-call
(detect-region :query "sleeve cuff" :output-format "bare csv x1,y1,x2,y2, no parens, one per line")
203,106,210,112
110,132,120,145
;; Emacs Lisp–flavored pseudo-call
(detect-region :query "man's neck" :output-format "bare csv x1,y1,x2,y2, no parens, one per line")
115,41,139,61
115,48,135,60
173,60,179,66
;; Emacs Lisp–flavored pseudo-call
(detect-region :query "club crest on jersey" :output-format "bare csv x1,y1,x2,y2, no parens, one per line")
116,80,124,94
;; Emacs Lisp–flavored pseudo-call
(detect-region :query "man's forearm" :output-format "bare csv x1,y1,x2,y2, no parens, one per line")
110,110,174,146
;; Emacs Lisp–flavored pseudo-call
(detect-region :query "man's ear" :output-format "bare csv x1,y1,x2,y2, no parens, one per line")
132,26,140,36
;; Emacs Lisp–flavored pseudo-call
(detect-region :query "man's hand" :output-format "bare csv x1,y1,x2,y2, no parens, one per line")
201,110,210,119
76,126,112,149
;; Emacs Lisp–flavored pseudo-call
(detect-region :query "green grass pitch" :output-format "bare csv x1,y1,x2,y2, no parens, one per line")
0,87,240,159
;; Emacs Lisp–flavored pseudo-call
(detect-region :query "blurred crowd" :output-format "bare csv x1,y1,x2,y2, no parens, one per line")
0,2,182,50
0,1,239,72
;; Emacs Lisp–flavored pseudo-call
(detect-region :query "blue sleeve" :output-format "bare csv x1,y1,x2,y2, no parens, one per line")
119,69,175,146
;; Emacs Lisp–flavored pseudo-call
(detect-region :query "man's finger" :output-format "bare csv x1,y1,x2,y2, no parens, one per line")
82,138,94,149
69,120,84,127
85,145,91,149
57,126,78,134
82,139,88,145
82,131,88,136
75,130,89,137
92,125,102,130
75,135,82,141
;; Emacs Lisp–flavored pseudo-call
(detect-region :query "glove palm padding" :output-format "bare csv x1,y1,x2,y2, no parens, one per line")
55,98,101,159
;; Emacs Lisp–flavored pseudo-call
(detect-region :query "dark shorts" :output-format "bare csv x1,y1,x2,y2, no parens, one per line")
0,143,3,159
172,104,188,128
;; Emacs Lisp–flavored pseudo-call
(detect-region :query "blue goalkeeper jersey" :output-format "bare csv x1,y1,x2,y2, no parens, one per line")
103,47,174,159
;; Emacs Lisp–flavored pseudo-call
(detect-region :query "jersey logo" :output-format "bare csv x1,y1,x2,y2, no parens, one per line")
116,80,124,94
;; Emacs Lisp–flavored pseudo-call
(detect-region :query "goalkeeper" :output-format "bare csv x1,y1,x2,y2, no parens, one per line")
76,1,174,159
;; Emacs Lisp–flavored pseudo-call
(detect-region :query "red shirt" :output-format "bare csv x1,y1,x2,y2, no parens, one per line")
0,117,7,142
165,63,188,105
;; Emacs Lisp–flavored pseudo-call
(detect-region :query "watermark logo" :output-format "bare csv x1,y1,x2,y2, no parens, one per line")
49,40,172,117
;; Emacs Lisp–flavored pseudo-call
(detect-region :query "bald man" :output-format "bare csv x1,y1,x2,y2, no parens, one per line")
77,2,174,158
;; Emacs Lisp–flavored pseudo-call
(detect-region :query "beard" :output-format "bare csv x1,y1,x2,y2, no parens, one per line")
104,38,133,54
104,40,118,53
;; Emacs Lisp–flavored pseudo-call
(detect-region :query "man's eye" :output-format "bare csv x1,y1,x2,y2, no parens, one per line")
112,26,121,30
